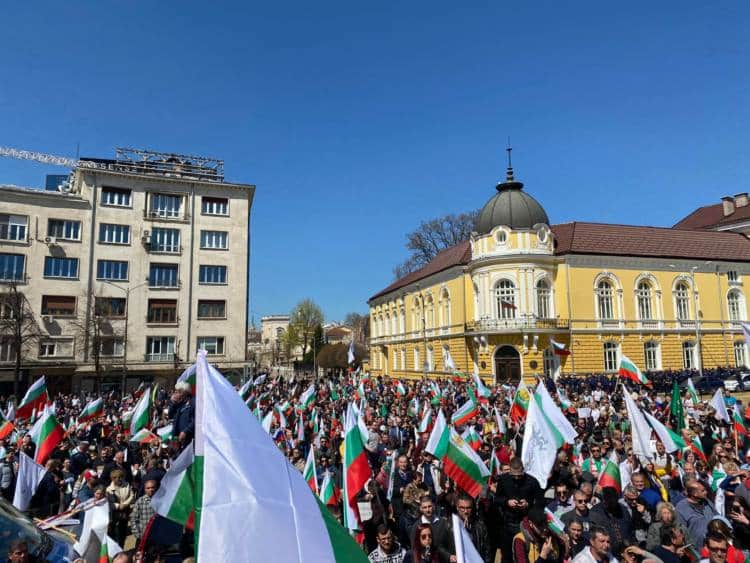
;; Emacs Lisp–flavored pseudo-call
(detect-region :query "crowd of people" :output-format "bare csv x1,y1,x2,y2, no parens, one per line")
0,366,748,563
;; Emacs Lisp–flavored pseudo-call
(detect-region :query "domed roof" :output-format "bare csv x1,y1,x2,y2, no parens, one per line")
476,168,549,234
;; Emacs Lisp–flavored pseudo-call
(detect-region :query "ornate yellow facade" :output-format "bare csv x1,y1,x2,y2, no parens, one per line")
367,169,750,383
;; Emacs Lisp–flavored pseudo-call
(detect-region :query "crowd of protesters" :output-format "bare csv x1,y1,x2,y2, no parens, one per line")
0,366,748,563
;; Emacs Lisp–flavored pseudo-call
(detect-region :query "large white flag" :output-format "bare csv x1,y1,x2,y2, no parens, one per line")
521,394,558,489
534,383,577,445
643,412,682,453
73,499,110,558
12,452,46,512
710,388,730,423
452,513,485,563
623,392,654,462
194,351,368,562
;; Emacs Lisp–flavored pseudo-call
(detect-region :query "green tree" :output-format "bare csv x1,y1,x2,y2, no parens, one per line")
290,298,324,358
279,324,301,365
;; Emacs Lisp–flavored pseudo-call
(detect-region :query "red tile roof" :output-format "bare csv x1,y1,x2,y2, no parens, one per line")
370,222,750,302
673,202,750,230
369,241,471,301
552,221,750,261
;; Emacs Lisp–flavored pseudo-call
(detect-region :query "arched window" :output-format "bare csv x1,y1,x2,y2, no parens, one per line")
391,311,397,335
637,281,653,320
495,279,517,319
413,347,420,371
425,295,434,329
440,289,451,328
392,349,397,371
412,299,421,332
426,346,434,371
384,313,390,336
473,283,480,320
682,341,696,369
597,280,614,320
399,308,405,334
728,290,745,321
536,279,551,319
674,282,691,321
603,341,619,371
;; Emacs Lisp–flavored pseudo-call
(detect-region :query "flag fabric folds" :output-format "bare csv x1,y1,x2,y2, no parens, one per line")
129,388,151,436
451,514,485,563
670,380,685,432
520,394,558,489
16,376,48,421
151,444,196,527
710,388,730,423
623,392,654,463
618,355,651,387
12,453,46,511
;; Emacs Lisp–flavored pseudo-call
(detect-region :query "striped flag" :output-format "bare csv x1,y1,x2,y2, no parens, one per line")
130,429,158,445
597,458,622,495
343,403,372,532
451,392,478,426
545,508,566,537
129,388,151,436
29,408,64,465
443,428,490,498
471,372,491,403
150,443,196,528
619,355,651,387
303,448,318,495
686,377,700,405
300,384,316,409
549,337,571,357
16,377,48,421
79,398,104,422
509,381,531,423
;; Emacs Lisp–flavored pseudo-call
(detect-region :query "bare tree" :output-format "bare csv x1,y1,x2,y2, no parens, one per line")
290,299,324,358
0,281,42,397
70,294,124,389
279,324,301,365
393,210,479,279
344,312,370,344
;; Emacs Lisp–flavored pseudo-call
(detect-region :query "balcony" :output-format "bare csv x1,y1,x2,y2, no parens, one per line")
144,353,175,362
466,317,570,332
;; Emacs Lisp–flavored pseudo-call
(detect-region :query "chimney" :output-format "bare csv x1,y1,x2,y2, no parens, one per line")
735,193,749,208
722,196,735,216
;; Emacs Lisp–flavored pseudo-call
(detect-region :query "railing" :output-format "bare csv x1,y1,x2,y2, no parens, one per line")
466,317,570,332
144,353,175,362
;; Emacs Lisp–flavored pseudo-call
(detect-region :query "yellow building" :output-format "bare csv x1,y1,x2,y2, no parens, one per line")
367,164,750,383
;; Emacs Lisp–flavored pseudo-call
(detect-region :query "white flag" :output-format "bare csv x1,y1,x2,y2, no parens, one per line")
452,513,485,563
12,452,46,512
444,350,457,372
347,340,356,364
261,410,274,434
521,394,558,489
644,412,681,453
710,388,730,423
73,499,110,558
623,392,654,462
534,383,577,445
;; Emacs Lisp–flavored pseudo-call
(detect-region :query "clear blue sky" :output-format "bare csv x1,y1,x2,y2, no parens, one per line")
1,2,748,322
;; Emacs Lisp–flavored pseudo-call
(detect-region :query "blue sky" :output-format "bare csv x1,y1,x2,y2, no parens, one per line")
1,2,748,322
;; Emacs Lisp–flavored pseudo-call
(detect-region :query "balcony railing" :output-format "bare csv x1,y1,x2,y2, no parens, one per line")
466,317,570,332
144,353,175,362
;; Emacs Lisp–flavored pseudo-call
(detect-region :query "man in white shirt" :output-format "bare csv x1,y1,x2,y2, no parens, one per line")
572,526,618,563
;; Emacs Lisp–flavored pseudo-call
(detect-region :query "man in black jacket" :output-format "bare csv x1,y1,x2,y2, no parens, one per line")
170,382,195,450
495,458,544,562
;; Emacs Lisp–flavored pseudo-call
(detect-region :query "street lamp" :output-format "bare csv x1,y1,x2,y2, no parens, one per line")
99,279,150,389
669,262,711,378
415,284,428,377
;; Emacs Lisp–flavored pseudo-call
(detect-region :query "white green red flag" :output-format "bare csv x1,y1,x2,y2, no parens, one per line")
156,424,174,442
79,398,104,422
394,380,406,397
549,337,571,356
129,387,151,436
193,351,369,562
130,429,158,444
451,392,478,426
303,447,318,495
418,408,432,433
425,409,449,459
443,428,490,498
150,442,196,528
545,508,566,537
509,381,531,424
619,355,651,387
686,378,700,405
461,427,482,451
16,376,48,421
688,436,707,461
343,402,371,532
300,384,316,409
733,406,748,436
29,407,64,465
471,372,491,403
318,471,337,506
238,380,253,402
644,411,685,452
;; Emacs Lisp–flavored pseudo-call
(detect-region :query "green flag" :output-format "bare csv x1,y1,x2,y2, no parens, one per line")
670,380,685,432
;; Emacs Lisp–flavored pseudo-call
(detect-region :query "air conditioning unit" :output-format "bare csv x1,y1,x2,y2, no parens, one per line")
141,235,151,245
42,315,52,323
44,236,57,244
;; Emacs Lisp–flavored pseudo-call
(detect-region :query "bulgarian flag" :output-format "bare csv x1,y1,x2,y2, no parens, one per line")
29,408,64,465
425,409,449,459
418,408,433,433
354,381,366,402
191,351,370,562
545,508,566,538
462,427,482,451
597,458,622,495
488,449,502,476
129,388,151,436
619,355,651,387
343,402,372,532
318,471,339,506
509,381,531,424
177,364,197,394
300,384,316,409
130,429,158,445
443,428,490,497
303,447,318,495
451,392,478,426
688,436,707,461
471,372,491,403
549,337,571,357
156,424,174,442
686,377,700,405
0,409,14,441
16,376,48,421
150,442,196,529
95,530,123,563
733,406,748,436
394,380,406,397
79,398,104,422
238,380,253,402
328,381,340,401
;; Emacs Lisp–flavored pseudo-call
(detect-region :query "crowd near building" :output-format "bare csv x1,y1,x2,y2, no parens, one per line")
368,162,750,383
0,148,254,393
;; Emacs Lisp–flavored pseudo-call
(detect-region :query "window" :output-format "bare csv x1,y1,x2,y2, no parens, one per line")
543,348,559,378
674,282,691,321
536,279,551,318
0,338,15,362
0,214,27,241
99,223,130,245
636,281,654,321
728,270,740,283
597,280,615,320
0,254,25,281
199,265,227,285
425,296,434,329
41,296,76,316
100,337,124,357
603,341,619,372
383,313,390,336
95,297,126,317
735,342,747,368
96,260,128,281
400,349,406,370
200,230,228,250
197,336,224,355
47,219,81,241
149,193,183,218
39,342,56,358
38,339,73,358
495,230,507,244
147,299,178,324
101,187,132,207
146,336,175,361
202,197,229,216
150,228,180,253
426,346,434,371
682,341,696,369
644,341,660,371
393,349,398,371
728,290,745,321
44,257,78,279
414,348,420,371
149,264,179,287
440,290,451,328
495,279,516,319
197,300,226,319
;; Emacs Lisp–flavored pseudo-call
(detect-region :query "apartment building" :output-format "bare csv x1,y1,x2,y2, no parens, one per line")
0,148,254,392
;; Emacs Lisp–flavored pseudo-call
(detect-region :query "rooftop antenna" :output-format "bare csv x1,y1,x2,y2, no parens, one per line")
506,137,514,181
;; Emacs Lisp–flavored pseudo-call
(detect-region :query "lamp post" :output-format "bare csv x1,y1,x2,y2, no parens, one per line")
670,263,710,378
99,280,149,390
415,284,428,378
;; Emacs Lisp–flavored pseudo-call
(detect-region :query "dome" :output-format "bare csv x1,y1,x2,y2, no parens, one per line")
476,170,549,234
